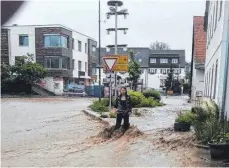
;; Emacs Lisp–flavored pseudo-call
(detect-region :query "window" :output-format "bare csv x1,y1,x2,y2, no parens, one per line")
172,58,178,64
44,56,69,69
85,43,87,53
211,65,214,98
19,35,29,46
219,0,223,20
78,61,82,71
160,58,168,63
215,1,218,30
78,41,82,52
160,79,165,87
85,62,87,73
211,16,213,38
72,59,75,69
44,57,60,69
149,68,157,74
213,3,215,32
72,38,75,49
44,34,68,48
150,58,156,63
92,45,96,52
208,69,211,97
167,69,170,74
160,69,167,74
62,57,68,69
213,60,218,99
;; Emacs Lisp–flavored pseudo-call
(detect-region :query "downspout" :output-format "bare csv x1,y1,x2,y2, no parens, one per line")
221,4,229,119
189,23,195,99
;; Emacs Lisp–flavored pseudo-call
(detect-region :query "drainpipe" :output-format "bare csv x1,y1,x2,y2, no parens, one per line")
221,5,229,119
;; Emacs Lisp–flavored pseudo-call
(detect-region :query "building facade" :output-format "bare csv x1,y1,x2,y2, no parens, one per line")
96,48,186,91
191,16,207,100
1,24,97,95
203,0,229,117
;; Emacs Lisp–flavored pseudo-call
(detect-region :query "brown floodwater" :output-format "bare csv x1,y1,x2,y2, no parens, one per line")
1,97,225,167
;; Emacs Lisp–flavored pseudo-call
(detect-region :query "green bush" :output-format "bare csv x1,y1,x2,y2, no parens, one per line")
175,111,195,125
128,90,145,107
89,100,109,112
100,98,116,107
143,89,161,101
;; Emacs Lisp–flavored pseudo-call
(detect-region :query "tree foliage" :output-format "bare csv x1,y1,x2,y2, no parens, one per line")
165,63,174,90
150,41,170,50
128,51,141,91
1,53,46,89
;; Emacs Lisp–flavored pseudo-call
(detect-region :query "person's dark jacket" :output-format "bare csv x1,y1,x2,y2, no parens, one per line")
114,95,132,115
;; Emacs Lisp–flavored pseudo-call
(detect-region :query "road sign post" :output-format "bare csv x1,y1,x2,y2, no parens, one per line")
103,57,118,112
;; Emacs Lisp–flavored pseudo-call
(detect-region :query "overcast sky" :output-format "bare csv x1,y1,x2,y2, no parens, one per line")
5,0,206,62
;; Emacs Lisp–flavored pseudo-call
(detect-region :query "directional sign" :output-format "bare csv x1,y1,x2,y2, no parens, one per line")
103,57,118,72
106,73,115,83
106,73,115,79
104,55,128,72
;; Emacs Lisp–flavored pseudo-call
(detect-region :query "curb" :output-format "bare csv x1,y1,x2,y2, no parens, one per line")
83,109,111,126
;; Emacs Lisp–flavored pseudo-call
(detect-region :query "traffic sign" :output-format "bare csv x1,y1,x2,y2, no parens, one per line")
104,55,128,72
103,57,118,72
106,73,115,83
106,73,115,79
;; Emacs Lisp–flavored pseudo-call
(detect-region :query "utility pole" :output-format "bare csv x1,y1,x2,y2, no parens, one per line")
106,0,129,98
98,0,101,101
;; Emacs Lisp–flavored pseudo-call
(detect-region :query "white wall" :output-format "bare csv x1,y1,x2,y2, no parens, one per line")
7,26,36,65
204,1,228,106
72,32,89,78
192,64,205,99
41,77,64,95
148,68,185,90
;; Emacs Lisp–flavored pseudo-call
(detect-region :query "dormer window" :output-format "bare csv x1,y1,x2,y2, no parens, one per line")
160,58,168,63
172,58,178,63
150,58,156,63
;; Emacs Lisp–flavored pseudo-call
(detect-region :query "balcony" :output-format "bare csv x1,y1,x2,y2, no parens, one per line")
195,57,205,70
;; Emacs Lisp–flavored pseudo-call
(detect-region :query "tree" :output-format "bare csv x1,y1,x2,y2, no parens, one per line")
10,53,46,84
128,51,141,91
165,64,174,91
150,41,170,50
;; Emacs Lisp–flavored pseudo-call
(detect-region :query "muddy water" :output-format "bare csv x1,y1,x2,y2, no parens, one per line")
1,97,222,167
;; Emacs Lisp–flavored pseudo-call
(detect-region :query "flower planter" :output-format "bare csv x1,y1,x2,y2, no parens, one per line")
208,141,229,159
167,90,173,95
174,122,190,132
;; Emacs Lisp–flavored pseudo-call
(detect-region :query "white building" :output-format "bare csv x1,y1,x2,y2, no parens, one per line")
1,24,97,95
191,16,206,100
96,48,186,91
203,0,229,117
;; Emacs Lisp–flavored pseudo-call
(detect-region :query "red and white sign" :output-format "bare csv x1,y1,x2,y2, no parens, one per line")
103,57,118,72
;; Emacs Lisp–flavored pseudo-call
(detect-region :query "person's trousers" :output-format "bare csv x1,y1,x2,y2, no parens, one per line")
114,113,130,130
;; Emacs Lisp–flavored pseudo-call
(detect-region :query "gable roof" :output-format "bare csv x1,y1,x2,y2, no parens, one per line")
96,47,186,68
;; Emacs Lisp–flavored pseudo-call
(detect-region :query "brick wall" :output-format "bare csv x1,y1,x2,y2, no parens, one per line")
193,16,207,63
35,27,73,77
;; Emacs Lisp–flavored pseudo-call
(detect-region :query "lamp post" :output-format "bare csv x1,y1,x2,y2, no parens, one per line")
106,0,129,98
98,0,101,101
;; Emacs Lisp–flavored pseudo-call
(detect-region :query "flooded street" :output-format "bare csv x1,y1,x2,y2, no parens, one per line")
1,96,217,166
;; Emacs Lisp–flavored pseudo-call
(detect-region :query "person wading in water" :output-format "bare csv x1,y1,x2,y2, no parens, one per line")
113,87,132,131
